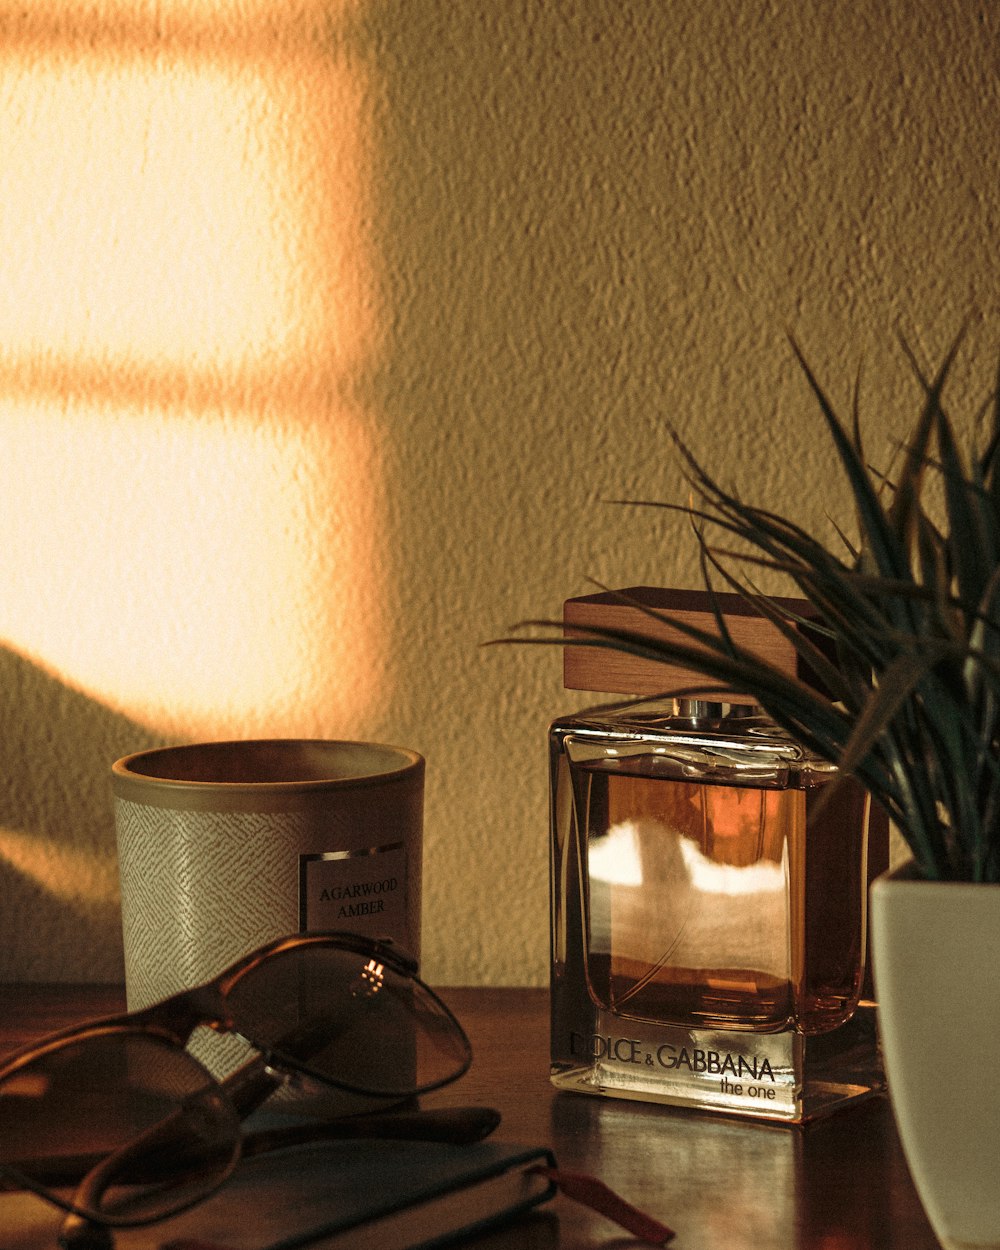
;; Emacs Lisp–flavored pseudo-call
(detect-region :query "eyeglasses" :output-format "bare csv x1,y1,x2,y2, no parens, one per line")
0,931,472,1240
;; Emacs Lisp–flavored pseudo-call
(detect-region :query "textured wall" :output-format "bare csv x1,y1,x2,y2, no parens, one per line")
1,0,998,985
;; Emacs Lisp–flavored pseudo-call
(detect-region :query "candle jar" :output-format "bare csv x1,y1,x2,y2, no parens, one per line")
549,589,886,1123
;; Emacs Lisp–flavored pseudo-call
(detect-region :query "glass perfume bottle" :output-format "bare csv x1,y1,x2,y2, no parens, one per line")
549,589,886,1124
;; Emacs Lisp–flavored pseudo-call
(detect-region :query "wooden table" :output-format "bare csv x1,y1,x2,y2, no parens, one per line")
0,985,939,1249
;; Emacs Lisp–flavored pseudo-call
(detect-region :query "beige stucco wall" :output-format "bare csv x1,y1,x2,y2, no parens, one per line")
0,0,998,984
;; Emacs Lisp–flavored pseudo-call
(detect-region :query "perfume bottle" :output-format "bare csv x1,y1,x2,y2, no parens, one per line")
549,588,887,1123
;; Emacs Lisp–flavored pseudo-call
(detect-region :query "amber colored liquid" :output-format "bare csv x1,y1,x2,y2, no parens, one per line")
575,762,868,1034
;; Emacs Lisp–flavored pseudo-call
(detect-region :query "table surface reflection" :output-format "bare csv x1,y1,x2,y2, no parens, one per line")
0,984,938,1249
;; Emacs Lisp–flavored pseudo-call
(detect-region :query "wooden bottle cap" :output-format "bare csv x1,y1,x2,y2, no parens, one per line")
562,586,819,701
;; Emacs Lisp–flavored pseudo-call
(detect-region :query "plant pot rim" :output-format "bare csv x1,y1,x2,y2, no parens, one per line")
874,859,1000,890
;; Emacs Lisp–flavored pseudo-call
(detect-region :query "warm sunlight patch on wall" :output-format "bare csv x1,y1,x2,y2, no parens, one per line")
0,61,292,368
0,45,373,376
0,400,381,737
0,5,382,738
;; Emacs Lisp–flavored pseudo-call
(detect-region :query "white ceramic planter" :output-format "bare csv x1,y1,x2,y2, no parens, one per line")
870,862,1000,1250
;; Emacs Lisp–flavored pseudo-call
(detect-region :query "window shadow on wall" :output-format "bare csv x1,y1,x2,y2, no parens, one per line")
0,646,167,981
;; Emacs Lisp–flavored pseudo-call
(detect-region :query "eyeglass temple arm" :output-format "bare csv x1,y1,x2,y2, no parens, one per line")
217,1055,282,1120
238,1104,501,1156
213,1011,357,1120
58,1010,382,1220
69,1093,222,1203
217,1001,392,1119
57,1094,223,1248
58,1054,285,1224
58,1040,488,1216
57,1101,501,1247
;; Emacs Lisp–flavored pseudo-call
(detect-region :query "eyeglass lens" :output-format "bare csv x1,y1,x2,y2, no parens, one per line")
0,1031,240,1225
0,937,471,1230
223,942,470,1097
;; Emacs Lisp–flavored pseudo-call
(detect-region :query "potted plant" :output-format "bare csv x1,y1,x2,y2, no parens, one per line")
517,335,1000,1250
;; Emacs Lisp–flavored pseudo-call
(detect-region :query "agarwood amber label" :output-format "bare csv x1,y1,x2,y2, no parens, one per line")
299,843,407,940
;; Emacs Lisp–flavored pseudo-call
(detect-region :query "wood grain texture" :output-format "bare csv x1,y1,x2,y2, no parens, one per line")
562,587,822,700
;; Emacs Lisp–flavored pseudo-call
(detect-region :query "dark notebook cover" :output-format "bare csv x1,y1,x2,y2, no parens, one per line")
163,1138,557,1250
0,1139,558,1250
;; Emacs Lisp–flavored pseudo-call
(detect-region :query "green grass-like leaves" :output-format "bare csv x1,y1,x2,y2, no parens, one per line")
517,339,1000,883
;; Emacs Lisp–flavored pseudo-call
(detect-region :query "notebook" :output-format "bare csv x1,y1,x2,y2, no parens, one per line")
0,1139,558,1250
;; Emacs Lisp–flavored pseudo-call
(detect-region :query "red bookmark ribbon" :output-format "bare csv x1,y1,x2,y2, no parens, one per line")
527,1164,675,1245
